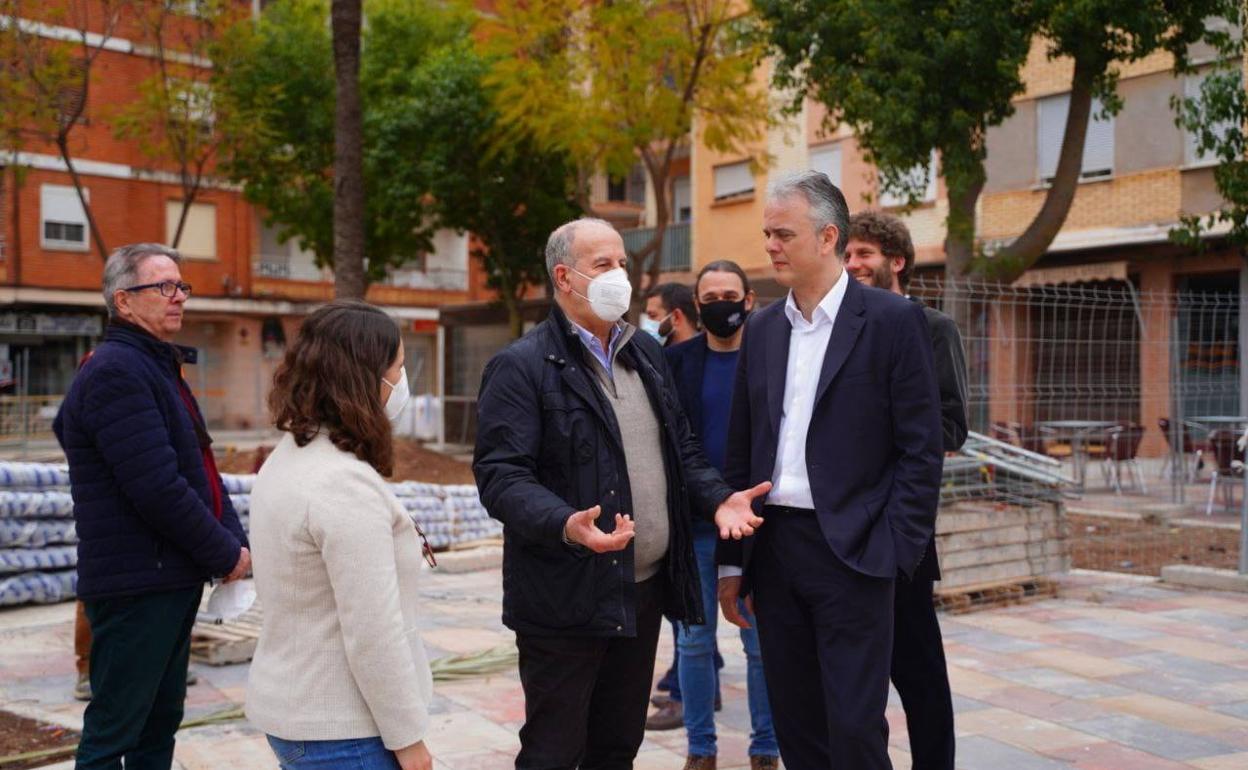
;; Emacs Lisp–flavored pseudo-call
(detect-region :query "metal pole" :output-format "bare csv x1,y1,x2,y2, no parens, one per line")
436,323,446,448
19,348,29,460
1240,259,1248,573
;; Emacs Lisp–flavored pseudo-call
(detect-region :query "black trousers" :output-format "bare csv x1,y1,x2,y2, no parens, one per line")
752,509,894,770
77,585,204,770
891,576,955,770
515,576,664,770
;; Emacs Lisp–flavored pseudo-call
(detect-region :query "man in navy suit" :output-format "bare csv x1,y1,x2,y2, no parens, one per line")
718,171,943,769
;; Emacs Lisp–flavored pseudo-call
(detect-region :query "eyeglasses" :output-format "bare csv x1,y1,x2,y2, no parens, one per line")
124,280,193,298
413,521,438,568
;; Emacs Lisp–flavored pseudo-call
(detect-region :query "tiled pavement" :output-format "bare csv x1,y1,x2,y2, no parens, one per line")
3,569,1248,769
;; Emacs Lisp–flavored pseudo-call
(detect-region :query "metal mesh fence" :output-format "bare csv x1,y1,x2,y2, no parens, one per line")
910,275,1245,576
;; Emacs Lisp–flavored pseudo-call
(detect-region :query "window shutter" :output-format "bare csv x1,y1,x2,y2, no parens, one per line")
1082,97,1114,176
713,161,754,199
1037,95,1067,181
809,143,842,188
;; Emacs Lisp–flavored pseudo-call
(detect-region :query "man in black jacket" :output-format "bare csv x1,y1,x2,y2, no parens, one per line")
845,210,969,770
473,217,769,770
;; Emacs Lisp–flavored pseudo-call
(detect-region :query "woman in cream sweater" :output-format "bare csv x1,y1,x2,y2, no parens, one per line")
246,300,434,770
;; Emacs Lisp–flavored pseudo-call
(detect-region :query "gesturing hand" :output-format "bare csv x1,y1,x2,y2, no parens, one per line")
563,505,635,553
713,481,770,540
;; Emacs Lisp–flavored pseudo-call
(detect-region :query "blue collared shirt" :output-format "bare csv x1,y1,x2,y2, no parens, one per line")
571,321,624,379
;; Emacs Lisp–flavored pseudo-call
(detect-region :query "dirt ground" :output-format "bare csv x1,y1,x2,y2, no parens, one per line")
0,710,78,769
216,437,476,485
1067,513,1242,576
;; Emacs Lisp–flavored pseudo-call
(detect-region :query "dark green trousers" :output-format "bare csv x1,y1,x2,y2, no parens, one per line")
77,585,203,770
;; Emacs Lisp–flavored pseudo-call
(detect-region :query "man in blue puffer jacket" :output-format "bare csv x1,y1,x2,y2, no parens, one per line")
54,243,249,770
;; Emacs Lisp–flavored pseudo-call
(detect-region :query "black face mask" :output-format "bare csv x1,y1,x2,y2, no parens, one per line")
700,299,750,339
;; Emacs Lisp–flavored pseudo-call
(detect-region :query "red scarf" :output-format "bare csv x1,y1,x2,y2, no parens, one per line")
175,378,223,521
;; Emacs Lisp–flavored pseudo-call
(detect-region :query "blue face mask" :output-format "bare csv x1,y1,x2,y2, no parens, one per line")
639,314,670,343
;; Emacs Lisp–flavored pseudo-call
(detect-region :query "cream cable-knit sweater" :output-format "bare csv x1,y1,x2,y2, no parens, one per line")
245,431,433,750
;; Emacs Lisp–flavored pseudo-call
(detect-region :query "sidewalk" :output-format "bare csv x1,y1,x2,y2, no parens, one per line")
2,568,1248,769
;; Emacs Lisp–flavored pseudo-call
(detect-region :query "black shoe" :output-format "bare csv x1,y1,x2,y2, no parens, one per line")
645,701,684,731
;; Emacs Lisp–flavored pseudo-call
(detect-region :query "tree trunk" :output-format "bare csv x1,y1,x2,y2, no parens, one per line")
941,138,986,331
330,0,366,299
987,57,1097,282
56,135,108,259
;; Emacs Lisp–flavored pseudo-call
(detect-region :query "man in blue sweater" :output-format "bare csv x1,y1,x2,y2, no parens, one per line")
664,261,778,770
54,243,249,770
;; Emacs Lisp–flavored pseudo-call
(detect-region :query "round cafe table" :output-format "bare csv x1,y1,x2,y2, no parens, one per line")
1036,420,1120,490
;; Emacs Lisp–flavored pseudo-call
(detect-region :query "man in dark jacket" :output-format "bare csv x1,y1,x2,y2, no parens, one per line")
845,211,969,770
54,243,249,770
473,218,769,770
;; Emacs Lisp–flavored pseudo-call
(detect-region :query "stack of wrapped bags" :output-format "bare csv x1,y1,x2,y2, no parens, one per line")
0,462,501,608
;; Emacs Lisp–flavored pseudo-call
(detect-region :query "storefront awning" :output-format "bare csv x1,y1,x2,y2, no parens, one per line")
1012,260,1129,288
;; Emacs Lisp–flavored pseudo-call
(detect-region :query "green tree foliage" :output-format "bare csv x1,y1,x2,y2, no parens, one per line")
758,0,1228,284
1171,8,1247,253
483,0,771,308
214,0,577,311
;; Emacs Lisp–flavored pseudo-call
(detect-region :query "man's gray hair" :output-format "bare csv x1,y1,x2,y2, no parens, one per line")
102,243,182,317
545,217,615,279
767,170,851,255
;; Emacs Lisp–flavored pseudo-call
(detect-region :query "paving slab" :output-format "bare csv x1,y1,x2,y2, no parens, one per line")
2,570,1248,768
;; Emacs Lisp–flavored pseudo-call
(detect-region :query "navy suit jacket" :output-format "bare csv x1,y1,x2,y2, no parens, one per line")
720,276,944,582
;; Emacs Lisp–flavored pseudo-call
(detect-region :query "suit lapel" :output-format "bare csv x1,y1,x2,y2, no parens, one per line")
764,305,791,438
814,276,866,407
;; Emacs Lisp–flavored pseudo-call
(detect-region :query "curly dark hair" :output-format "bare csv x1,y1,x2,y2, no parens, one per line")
848,210,916,289
268,299,400,476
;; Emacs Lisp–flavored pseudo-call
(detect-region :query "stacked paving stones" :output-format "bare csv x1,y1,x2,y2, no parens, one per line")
0,462,500,608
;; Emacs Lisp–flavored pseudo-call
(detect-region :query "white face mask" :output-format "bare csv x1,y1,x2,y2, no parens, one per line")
570,267,632,322
382,368,410,423
639,314,670,342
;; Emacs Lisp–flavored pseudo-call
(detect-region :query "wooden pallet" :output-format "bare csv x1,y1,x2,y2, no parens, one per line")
190,603,263,666
933,576,1059,614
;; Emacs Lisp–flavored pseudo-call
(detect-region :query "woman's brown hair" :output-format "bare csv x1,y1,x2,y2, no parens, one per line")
269,299,400,476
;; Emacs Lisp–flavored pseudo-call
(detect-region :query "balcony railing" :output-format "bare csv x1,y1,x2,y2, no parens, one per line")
253,255,331,282
620,221,691,272
382,267,469,292
253,256,468,291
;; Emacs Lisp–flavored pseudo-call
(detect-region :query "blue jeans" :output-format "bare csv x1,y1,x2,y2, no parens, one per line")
677,521,778,758
266,736,401,770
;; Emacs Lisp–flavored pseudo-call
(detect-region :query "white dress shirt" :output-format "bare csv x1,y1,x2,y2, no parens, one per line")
769,268,849,508
720,268,849,580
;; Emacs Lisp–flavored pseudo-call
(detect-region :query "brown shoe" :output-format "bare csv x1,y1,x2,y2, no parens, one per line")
644,700,683,730
683,756,716,770
749,756,779,770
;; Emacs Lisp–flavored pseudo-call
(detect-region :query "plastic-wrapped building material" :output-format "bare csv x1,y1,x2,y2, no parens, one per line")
0,462,499,608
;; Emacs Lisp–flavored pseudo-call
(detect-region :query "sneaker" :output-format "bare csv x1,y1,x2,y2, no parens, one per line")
650,692,672,708
644,700,683,731
683,756,716,770
749,756,779,770
73,673,91,701
186,669,198,687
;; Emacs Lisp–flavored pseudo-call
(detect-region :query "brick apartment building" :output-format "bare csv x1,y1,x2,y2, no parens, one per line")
0,1,497,432
688,33,1244,458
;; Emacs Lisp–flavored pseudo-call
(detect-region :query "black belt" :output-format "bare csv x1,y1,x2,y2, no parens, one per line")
763,504,816,517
